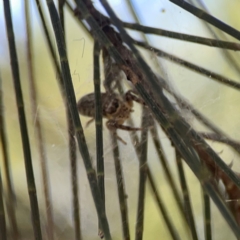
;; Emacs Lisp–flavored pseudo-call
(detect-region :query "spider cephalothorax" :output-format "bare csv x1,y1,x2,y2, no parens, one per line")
77,90,145,133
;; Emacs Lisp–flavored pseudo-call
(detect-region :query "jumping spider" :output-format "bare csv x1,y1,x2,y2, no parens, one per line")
77,90,146,144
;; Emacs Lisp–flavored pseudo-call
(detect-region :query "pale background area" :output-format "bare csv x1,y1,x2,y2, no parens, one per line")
0,0,240,239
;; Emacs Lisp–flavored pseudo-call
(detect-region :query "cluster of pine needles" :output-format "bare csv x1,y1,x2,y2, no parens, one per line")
1,0,240,239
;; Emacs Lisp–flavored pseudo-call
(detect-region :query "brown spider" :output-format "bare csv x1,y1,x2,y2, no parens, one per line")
77,90,145,143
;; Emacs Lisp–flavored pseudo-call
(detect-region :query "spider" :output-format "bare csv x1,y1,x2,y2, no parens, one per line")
77,90,146,143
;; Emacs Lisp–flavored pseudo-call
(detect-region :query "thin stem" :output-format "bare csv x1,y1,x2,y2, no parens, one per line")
202,189,212,240
134,40,240,91
58,1,82,240
66,24,81,240
127,113,180,240
34,0,63,85
111,133,130,240
169,0,240,41
3,1,42,239
69,115,81,240
68,107,81,240
59,0,65,31
125,0,170,90
68,115,81,240
25,1,55,239
150,123,189,227
147,169,181,240
175,151,198,240
93,41,105,238
123,22,240,51
135,109,148,240
155,76,240,155
45,1,111,239
192,0,240,76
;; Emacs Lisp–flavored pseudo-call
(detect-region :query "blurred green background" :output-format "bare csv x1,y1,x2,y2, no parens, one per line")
1,0,240,239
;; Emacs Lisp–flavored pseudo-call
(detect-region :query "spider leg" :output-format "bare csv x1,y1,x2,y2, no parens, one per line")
125,90,146,106
106,120,142,145
106,120,142,131
85,118,94,127
116,135,127,145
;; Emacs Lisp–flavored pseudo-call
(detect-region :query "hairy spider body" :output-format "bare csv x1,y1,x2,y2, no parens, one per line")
77,90,144,132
